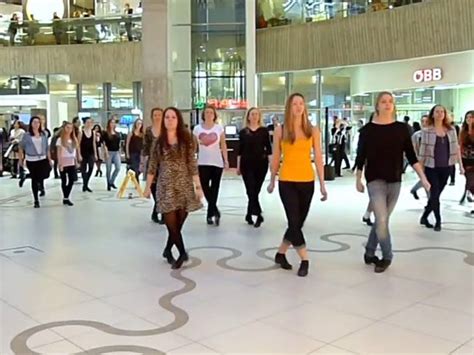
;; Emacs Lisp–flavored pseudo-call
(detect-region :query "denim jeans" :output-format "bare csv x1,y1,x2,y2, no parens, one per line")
366,180,401,261
106,151,121,185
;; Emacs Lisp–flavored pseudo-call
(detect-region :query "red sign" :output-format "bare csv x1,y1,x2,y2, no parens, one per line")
207,98,248,110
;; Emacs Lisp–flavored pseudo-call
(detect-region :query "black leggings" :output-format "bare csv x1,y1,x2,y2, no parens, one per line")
241,161,268,216
198,165,223,218
163,209,188,256
60,166,76,199
279,181,314,248
423,166,451,224
81,155,95,189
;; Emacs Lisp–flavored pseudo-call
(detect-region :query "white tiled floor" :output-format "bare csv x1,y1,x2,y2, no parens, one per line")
1,169,473,354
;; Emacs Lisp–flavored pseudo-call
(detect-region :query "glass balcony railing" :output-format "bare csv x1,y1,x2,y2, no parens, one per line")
257,0,428,29
0,14,142,47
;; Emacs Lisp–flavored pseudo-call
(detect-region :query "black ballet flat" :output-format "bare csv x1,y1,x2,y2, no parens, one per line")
254,215,264,228
362,217,373,226
245,214,254,225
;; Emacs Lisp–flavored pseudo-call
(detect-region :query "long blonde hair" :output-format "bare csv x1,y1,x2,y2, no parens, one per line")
244,107,263,128
283,93,312,143
60,122,78,148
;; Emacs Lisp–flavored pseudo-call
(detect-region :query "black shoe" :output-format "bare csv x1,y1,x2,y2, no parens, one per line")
254,215,264,228
54,175,60,179
107,184,111,191
34,201,40,208
275,253,292,270
99,171,103,177
19,175,27,188
245,214,254,225
39,190,45,197
420,216,434,229
411,190,419,200
82,186,87,192
449,181,455,186
85,187,93,193
158,215,165,225
214,211,221,226
162,249,175,265
374,259,391,273
434,224,442,232
364,254,380,265
362,217,373,226
151,212,159,223
172,253,188,269
206,217,214,225
63,199,74,206
111,184,117,189
297,260,309,277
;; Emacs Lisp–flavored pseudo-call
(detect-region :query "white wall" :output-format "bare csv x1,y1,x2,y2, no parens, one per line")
49,94,78,128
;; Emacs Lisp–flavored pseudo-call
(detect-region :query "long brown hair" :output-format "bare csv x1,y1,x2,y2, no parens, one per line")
132,119,143,136
106,117,117,136
60,122,78,148
157,107,193,157
460,110,474,142
283,93,312,143
374,91,397,118
428,104,452,130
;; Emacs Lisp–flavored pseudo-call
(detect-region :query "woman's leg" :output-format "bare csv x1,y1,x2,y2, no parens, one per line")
81,157,88,190
111,151,121,185
253,163,268,217
60,168,68,198
106,154,113,186
11,158,18,177
432,167,451,229
163,209,189,268
209,166,223,218
198,166,213,219
422,167,440,226
294,182,315,262
241,167,256,217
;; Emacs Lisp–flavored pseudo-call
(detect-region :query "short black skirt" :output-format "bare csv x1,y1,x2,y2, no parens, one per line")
26,159,51,181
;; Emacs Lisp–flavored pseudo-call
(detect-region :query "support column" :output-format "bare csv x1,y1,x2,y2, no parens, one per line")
245,0,257,107
142,0,169,125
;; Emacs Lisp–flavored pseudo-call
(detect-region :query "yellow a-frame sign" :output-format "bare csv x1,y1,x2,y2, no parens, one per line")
117,170,144,198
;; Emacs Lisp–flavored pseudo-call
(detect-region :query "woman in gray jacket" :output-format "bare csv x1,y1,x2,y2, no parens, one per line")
19,116,52,208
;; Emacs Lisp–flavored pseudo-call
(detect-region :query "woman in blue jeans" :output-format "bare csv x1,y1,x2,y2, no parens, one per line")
355,92,430,273
103,117,122,191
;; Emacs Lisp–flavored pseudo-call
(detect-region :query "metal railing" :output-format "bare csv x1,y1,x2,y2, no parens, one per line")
0,14,142,47
257,0,428,29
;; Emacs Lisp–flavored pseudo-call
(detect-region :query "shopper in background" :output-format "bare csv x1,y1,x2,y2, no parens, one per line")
80,117,97,192
237,107,272,227
124,3,134,42
355,92,430,273
103,117,121,191
0,128,6,177
459,110,474,206
57,122,81,206
331,117,351,177
193,105,229,226
8,13,19,46
93,124,104,177
142,108,163,224
126,118,144,181
410,115,430,200
268,93,327,277
50,127,61,179
419,105,463,232
8,119,25,179
52,12,64,45
144,107,203,269
449,120,461,186
18,116,52,208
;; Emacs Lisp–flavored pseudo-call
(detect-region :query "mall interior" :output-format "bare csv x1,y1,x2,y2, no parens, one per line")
0,0,473,354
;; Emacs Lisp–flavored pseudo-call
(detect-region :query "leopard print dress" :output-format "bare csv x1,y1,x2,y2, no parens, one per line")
148,140,202,214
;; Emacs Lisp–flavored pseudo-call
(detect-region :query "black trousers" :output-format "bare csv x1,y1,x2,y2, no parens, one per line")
449,165,455,184
241,161,268,216
198,165,223,218
423,166,451,224
279,181,314,248
60,166,76,199
81,155,95,189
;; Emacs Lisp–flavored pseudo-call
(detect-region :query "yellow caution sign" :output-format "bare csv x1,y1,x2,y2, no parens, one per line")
117,170,144,198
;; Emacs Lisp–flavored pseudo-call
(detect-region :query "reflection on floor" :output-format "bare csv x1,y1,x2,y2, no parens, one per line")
1,170,473,355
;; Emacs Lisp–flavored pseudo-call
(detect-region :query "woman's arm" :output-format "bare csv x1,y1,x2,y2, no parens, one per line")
220,132,229,168
355,128,367,193
312,127,327,200
125,133,131,159
268,126,282,192
144,140,158,198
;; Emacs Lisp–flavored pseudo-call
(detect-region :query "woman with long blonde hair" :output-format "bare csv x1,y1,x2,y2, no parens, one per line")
57,122,82,206
237,107,272,227
267,93,327,277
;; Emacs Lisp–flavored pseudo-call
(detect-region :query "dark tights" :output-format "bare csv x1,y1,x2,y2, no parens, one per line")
163,209,188,257
31,177,43,202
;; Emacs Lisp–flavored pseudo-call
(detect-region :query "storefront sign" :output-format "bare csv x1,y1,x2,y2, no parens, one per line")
206,99,248,110
413,68,443,83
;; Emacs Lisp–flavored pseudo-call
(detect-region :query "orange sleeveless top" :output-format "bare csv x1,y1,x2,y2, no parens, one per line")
280,137,315,182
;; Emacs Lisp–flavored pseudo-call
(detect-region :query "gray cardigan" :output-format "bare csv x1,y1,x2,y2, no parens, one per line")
419,127,459,168
20,132,49,157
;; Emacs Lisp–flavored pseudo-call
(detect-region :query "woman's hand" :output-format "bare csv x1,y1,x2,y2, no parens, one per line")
236,167,241,176
421,178,431,192
143,186,151,199
356,178,365,193
460,165,465,175
320,184,328,201
224,160,230,170
267,180,275,194
195,185,204,201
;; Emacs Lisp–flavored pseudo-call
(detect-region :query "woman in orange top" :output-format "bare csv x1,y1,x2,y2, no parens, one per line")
268,93,328,277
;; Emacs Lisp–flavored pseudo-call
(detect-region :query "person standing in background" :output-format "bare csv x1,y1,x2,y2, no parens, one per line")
142,108,163,224
459,111,474,206
8,119,25,179
93,124,104,177
449,120,461,186
124,3,133,42
50,127,61,179
126,119,144,181
237,107,272,227
57,122,81,206
80,117,97,192
8,14,19,46
193,105,229,226
103,117,122,191
410,115,430,200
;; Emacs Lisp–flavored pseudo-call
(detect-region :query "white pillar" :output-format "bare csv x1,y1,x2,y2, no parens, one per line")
245,0,257,107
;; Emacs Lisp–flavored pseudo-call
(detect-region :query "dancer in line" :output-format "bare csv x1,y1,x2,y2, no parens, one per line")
410,114,430,200
144,107,203,269
80,117,97,193
8,119,25,179
193,105,229,226
459,111,474,207
103,117,121,191
268,93,327,277
237,107,272,227
18,116,52,208
57,122,82,206
93,124,105,177
355,92,430,273
126,118,143,180
142,108,163,224
419,105,463,231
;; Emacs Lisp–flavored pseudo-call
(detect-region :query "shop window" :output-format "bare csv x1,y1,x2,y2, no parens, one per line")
292,71,318,108
260,73,287,107
16,75,47,95
111,82,133,109
81,83,103,109
0,75,20,95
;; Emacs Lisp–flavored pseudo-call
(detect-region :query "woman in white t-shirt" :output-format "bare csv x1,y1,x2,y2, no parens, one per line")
57,122,82,206
193,105,229,226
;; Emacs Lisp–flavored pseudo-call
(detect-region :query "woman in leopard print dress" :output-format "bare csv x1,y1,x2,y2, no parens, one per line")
145,107,203,269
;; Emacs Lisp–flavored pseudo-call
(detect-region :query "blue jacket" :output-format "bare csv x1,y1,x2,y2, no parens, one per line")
20,132,49,157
